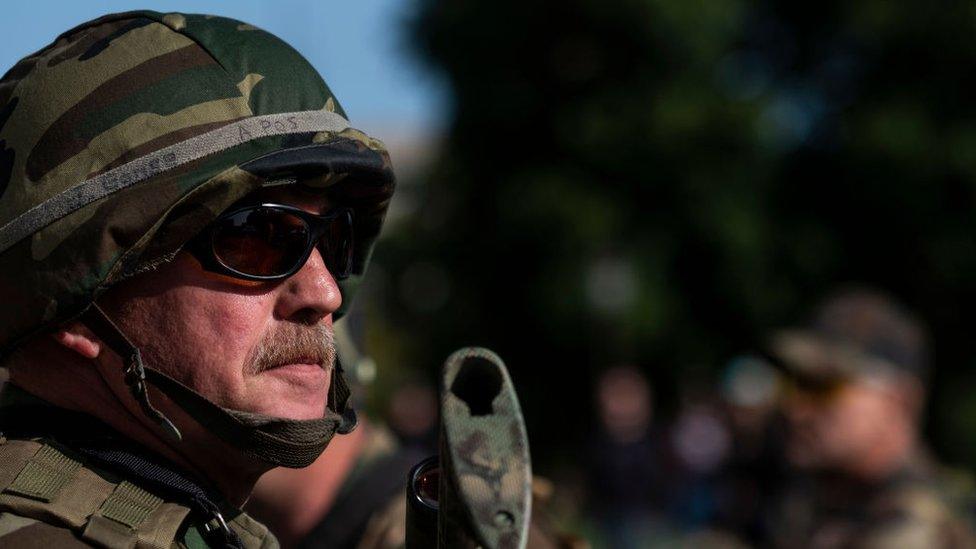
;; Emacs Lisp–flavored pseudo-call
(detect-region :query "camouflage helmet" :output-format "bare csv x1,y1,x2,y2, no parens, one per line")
0,10,396,354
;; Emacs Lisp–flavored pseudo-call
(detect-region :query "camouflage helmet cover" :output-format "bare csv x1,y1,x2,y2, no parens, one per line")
769,288,928,382
0,11,396,353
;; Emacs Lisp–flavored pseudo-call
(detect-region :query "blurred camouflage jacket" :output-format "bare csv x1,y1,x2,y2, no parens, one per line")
0,383,277,548
764,452,976,549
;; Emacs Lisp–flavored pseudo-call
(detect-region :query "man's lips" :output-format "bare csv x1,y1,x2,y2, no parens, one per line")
260,361,330,390
262,356,325,372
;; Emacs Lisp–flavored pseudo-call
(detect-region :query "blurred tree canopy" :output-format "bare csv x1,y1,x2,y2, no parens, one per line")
365,0,976,467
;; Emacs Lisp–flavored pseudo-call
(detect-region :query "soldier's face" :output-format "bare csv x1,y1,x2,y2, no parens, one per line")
783,377,904,474
96,186,342,422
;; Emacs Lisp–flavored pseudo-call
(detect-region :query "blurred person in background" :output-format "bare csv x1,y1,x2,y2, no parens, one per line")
669,389,733,531
386,379,439,452
710,356,787,545
586,365,672,548
761,288,976,548
247,412,420,549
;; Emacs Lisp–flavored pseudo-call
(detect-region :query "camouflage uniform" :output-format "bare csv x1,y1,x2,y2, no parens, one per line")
0,384,278,548
0,10,394,548
765,455,976,549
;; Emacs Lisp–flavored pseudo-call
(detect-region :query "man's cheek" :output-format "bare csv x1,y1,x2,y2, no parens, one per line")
199,303,256,345
236,309,281,367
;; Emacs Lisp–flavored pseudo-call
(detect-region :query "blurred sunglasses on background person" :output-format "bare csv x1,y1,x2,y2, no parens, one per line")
781,374,849,406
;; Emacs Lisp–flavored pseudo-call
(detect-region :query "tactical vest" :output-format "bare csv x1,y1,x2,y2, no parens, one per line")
0,436,277,548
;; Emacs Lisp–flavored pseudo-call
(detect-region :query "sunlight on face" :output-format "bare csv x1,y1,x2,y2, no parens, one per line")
98,187,343,421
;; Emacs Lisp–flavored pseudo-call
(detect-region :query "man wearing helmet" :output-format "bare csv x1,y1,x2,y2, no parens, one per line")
0,11,394,548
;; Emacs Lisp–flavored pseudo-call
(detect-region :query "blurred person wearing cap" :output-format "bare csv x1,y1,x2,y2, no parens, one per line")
762,288,976,549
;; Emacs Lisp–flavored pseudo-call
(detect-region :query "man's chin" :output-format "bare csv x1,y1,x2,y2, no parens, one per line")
243,399,329,421
246,364,331,420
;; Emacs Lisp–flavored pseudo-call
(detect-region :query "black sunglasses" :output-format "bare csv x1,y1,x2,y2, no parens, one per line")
187,203,354,282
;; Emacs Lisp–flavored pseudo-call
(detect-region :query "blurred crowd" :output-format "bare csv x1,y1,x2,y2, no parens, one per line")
569,287,976,548
238,285,976,548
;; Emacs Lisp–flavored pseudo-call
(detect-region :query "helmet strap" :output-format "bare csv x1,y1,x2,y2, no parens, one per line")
80,303,183,441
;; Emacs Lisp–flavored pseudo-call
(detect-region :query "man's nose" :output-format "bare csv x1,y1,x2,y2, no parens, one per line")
274,248,342,324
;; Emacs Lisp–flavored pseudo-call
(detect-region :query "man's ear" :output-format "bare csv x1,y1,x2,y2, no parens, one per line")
53,323,101,359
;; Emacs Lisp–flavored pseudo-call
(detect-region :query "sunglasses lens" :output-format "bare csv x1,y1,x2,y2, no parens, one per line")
320,209,353,280
211,208,310,277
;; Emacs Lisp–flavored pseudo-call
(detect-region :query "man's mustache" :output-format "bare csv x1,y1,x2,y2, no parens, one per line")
244,323,336,374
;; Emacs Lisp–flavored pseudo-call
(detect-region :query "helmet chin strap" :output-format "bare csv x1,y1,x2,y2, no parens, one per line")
80,303,183,441
79,303,357,468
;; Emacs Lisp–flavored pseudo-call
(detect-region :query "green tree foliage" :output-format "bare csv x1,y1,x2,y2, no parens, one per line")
373,0,976,465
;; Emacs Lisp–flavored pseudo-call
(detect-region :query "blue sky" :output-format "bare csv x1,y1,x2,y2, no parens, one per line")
0,1,448,136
